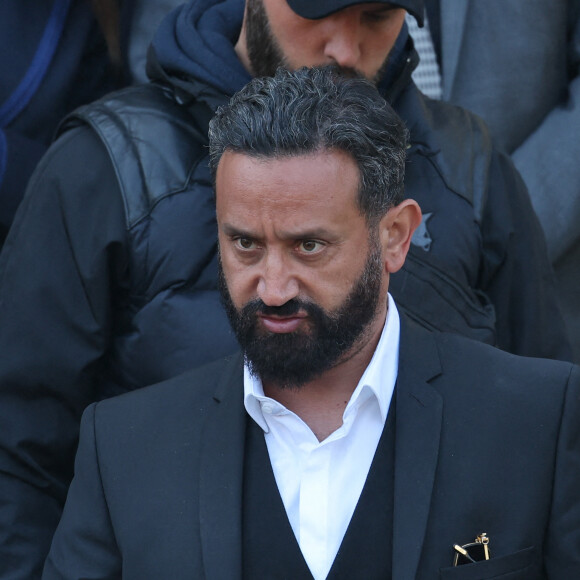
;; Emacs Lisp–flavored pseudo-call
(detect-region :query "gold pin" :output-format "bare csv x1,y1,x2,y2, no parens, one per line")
476,532,490,560
453,533,492,566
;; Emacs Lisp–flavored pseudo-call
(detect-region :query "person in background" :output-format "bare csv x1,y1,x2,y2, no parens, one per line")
407,0,580,361
0,0,185,247
0,0,572,576
0,0,132,248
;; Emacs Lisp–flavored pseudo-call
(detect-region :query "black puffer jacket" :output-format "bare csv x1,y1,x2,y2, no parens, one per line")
0,0,571,576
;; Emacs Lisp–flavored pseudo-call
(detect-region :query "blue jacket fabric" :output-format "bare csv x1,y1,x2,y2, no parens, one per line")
0,0,572,576
0,0,132,247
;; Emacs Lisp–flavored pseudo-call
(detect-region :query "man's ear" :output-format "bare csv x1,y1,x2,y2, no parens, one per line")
379,199,423,273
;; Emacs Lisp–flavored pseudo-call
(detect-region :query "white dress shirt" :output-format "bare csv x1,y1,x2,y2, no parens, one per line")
244,293,400,580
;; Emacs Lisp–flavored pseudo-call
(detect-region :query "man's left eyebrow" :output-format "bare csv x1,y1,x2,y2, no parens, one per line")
278,228,336,241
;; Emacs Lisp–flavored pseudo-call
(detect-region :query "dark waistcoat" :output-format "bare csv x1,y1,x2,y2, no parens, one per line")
242,402,396,579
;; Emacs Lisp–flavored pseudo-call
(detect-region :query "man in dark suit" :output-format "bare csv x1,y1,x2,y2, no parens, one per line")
43,67,580,579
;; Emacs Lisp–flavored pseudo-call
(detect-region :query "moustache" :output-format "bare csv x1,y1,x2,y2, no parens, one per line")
242,298,319,319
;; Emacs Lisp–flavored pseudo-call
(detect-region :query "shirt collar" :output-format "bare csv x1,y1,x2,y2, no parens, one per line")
349,292,400,422
244,293,401,432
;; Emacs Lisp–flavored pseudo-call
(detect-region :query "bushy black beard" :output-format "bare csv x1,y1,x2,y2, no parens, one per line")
245,0,289,78
218,242,384,389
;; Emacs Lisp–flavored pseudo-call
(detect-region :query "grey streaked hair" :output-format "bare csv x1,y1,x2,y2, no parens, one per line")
208,66,408,223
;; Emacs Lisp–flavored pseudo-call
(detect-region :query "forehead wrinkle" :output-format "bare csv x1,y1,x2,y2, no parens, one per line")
216,150,362,234
221,213,341,243
217,161,332,211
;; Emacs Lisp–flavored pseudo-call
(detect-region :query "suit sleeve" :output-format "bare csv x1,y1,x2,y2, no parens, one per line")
479,147,573,361
544,364,580,577
510,1,580,263
42,404,122,579
0,127,127,578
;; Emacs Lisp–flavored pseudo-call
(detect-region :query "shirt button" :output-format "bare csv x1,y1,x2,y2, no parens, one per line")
261,402,275,414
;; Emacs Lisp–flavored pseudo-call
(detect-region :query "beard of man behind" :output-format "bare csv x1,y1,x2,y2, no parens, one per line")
244,0,392,84
218,236,385,389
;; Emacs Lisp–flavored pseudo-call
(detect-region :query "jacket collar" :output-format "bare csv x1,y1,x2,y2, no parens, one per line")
379,25,420,105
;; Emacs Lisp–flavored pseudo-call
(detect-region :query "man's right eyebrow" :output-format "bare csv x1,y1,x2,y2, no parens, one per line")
220,223,255,238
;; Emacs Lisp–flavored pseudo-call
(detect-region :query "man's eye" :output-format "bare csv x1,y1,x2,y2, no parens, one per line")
235,238,255,250
299,240,323,253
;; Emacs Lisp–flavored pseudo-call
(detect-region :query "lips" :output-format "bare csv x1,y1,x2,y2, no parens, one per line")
258,313,308,334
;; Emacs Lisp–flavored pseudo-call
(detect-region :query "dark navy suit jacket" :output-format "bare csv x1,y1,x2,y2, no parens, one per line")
43,317,580,579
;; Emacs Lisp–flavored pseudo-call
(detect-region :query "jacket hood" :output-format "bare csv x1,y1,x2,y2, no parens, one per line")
147,0,415,109
148,0,251,109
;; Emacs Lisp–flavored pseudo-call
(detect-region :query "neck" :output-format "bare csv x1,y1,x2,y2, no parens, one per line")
262,312,386,441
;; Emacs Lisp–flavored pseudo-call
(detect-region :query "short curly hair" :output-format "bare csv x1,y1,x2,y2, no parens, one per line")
208,66,408,224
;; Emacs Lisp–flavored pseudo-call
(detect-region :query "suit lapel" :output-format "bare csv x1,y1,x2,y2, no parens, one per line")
199,353,246,580
440,0,470,100
197,322,444,580
392,317,444,580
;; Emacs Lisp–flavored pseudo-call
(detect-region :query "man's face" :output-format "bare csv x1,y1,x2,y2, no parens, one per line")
241,0,406,82
216,150,389,388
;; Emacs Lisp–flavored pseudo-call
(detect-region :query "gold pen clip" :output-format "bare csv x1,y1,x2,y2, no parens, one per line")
452,532,491,566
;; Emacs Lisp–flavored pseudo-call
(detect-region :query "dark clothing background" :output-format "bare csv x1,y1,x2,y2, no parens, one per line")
0,0,571,576
424,0,441,60
0,0,132,246
418,0,580,361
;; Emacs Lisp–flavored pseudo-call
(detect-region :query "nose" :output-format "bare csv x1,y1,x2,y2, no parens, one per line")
323,15,361,70
256,251,300,307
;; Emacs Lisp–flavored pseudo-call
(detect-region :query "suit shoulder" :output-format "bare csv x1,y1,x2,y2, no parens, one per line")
92,353,243,431
434,330,576,396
